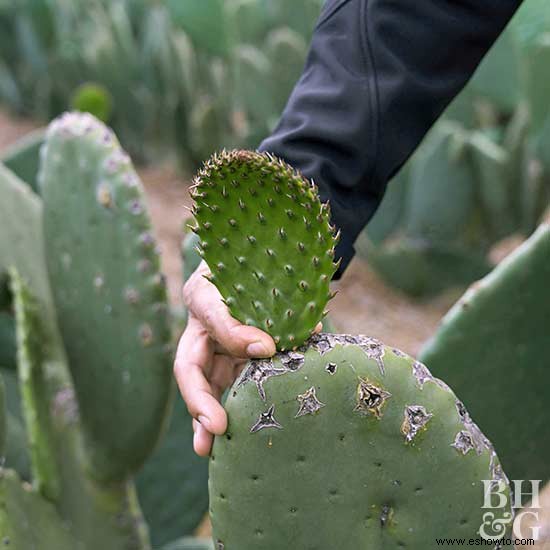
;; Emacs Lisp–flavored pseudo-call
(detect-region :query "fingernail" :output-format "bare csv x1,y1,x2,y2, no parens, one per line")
246,341,270,357
198,415,210,429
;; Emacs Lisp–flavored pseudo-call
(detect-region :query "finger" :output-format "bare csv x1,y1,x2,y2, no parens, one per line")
184,264,275,358
174,320,227,435
209,354,242,393
193,422,214,457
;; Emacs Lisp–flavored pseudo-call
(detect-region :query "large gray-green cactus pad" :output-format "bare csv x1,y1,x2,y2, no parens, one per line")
210,334,512,549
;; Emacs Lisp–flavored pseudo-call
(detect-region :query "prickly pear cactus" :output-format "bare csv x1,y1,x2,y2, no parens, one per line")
210,337,512,548
193,150,513,549
191,150,338,350
420,224,550,483
40,112,173,482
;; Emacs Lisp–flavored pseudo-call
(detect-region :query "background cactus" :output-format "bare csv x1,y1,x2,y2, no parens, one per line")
0,113,210,548
1,128,44,194
419,224,550,484
40,112,173,482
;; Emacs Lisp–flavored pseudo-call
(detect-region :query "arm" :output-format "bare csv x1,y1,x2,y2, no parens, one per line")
259,0,522,278
176,0,522,456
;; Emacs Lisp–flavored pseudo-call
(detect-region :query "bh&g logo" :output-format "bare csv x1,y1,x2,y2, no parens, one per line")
480,479,543,541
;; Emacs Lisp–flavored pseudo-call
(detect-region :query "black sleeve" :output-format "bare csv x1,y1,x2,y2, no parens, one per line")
258,0,522,279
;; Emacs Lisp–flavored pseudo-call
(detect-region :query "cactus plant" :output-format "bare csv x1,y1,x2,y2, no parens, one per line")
162,538,214,550
0,113,209,548
191,150,513,548
265,27,307,114
191,150,337,350
70,82,113,122
420,224,550,483
0,469,78,549
40,112,173,483
0,374,5,459
1,128,45,195
0,311,16,370
211,338,512,548
136,393,209,547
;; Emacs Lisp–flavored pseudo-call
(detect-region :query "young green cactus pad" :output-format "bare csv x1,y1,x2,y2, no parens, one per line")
210,336,512,549
191,150,338,350
420,224,550,483
40,112,173,482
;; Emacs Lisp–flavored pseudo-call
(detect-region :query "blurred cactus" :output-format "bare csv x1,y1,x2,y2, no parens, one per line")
0,0,320,167
420,224,550,483
70,82,113,122
0,113,209,548
355,0,550,297
1,128,44,194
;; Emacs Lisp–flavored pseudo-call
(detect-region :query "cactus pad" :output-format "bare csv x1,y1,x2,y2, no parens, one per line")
0,468,77,549
40,112,172,482
420,224,550,483
210,335,512,548
0,375,5,459
191,150,338,350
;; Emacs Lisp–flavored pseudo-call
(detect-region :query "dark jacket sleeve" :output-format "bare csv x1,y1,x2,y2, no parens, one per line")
258,0,521,279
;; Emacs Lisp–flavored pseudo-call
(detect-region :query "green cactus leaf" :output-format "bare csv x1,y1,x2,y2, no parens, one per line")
0,468,78,550
0,374,5,459
8,280,151,549
40,112,173,483
166,0,229,57
161,537,214,550
70,82,113,123
1,366,31,480
192,150,338,350
210,336,512,548
0,312,16,371
0,164,53,329
137,394,209,547
364,238,492,298
182,226,202,283
10,269,60,501
404,123,478,247
1,128,45,195
265,27,307,114
420,224,550,483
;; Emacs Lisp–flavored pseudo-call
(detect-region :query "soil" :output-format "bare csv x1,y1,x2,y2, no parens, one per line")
1,108,548,546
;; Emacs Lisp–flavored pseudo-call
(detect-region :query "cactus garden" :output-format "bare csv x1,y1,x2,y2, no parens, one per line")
1,0,550,548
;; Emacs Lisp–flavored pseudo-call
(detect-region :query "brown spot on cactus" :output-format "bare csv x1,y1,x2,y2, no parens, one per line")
250,404,283,433
354,378,391,418
138,323,153,346
451,430,475,455
295,387,325,418
325,362,337,375
96,182,112,208
401,405,433,443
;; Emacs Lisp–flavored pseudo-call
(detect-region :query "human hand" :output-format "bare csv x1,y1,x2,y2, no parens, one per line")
173,260,276,456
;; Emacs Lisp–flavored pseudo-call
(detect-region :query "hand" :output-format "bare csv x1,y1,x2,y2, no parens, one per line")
174,261,276,456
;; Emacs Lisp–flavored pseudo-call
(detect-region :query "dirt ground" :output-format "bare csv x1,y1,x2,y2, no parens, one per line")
1,108,548,547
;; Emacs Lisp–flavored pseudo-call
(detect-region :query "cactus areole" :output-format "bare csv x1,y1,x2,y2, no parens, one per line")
193,151,512,549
